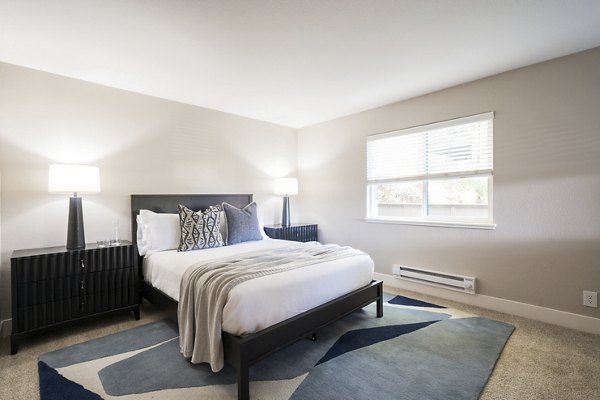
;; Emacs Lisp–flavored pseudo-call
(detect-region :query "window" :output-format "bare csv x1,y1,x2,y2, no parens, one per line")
366,112,494,228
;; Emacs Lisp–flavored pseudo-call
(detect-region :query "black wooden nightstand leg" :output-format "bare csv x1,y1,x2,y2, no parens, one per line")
10,337,18,355
133,307,140,320
376,281,384,318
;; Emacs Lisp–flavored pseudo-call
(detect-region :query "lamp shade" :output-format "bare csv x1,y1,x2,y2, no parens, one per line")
274,178,298,196
48,164,101,194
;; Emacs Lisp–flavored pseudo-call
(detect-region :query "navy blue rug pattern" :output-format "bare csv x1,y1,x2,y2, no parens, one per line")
39,295,514,400
388,294,447,308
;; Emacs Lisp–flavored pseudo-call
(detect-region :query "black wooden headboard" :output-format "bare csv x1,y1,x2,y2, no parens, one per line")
130,194,253,248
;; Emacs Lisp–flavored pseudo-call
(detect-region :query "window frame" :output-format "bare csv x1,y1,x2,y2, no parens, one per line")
365,112,496,229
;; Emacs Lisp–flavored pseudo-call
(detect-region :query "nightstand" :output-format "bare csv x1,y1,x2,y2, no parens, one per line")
263,223,318,242
10,241,139,354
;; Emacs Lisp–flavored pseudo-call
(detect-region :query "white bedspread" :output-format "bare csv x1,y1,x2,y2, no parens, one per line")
143,239,374,336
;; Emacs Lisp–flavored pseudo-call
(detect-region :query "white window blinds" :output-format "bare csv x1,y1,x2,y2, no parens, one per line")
367,112,494,183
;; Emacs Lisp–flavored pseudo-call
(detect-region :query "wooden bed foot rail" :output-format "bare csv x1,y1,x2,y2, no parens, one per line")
223,280,384,400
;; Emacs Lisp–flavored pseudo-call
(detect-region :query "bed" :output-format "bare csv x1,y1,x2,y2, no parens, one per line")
131,194,383,400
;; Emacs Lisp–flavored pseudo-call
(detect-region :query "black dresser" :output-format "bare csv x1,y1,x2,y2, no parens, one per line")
10,241,139,354
263,223,318,242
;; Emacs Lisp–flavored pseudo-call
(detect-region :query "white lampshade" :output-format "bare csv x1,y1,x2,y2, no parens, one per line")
274,178,298,196
48,164,101,194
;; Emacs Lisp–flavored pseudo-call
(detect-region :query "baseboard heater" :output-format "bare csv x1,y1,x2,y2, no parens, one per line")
392,264,476,295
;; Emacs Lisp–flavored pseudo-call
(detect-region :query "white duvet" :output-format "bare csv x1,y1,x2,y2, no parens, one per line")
143,239,374,336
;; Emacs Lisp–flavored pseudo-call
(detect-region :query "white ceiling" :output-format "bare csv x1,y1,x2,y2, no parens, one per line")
1,1,600,128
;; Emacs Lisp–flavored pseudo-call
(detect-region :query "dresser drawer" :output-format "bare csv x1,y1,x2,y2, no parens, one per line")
14,245,132,283
16,276,83,307
16,266,136,308
14,283,138,334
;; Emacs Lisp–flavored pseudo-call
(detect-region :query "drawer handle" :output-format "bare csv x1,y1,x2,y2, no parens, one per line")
80,301,86,311
80,260,85,269
80,280,85,292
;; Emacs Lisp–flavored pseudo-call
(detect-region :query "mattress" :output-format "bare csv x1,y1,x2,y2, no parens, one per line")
143,239,374,336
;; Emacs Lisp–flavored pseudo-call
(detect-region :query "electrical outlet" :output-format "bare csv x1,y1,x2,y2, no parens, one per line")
583,291,597,308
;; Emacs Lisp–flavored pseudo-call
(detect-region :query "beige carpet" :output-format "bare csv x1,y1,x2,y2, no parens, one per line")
1,288,599,399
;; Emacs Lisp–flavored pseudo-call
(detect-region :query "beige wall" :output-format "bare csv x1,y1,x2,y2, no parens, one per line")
298,47,600,318
0,63,298,321
0,171,2,325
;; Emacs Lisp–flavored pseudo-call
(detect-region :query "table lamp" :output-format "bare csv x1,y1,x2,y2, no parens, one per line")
48,164,100,249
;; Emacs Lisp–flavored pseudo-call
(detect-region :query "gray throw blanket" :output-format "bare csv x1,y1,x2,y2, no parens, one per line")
178,243,366,372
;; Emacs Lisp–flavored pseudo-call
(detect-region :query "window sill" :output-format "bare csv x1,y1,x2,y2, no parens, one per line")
364,217,496,230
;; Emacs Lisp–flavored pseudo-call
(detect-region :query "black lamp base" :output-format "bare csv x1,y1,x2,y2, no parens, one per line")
67,196,85,249
281,195,290,227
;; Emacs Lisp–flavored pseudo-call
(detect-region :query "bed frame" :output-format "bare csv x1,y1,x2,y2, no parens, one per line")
131,194,383,400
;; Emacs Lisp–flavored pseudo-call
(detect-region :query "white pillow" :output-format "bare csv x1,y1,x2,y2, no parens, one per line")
219,210,228,244
255,203,270,240
136,210,180,256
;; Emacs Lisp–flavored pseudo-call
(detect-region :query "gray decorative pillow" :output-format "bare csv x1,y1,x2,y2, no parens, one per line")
177,205,224,251
222,202,263,245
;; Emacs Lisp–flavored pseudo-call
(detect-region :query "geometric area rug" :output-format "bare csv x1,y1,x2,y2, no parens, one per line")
39,294,514,400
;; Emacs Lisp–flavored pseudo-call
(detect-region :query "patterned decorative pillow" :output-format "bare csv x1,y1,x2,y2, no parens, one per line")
177,205,224,251
222,202,263,245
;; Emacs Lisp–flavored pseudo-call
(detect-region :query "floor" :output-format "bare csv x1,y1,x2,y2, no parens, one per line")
1,287,599,399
